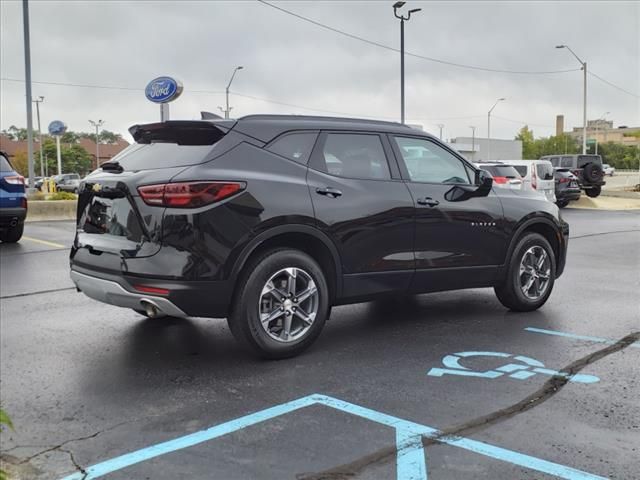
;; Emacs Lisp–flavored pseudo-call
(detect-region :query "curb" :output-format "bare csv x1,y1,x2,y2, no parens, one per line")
26,200,77,222
600,190,640,200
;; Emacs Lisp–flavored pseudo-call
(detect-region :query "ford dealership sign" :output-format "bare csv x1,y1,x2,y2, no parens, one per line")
47,120,67,136
145,76,183,104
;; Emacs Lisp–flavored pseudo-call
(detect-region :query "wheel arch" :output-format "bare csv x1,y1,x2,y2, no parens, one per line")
503,215,563,275
229,225,342,303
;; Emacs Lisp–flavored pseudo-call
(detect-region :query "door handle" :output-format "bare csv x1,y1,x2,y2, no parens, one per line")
316,187,343,198
417,197,439,207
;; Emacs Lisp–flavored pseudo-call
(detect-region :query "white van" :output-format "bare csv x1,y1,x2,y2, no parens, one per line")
507,160,556,203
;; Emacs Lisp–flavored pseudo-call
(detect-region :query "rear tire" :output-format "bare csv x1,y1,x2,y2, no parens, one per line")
228,249,329,359
495,233,556,312
556,200,569,208
585,186,601,198
0,222,24,243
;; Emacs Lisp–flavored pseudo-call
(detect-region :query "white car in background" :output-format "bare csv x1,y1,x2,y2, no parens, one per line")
473,162,523,190
602,163,615,176
507,160,556,203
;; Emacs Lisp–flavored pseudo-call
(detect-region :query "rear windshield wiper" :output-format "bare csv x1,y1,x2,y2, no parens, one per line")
101,161,124,173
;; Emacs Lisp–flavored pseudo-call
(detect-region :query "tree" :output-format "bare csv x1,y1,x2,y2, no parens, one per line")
1,125,28,141
42,139,93,176
11,151,29,176
515,126,535,158
79,129,122,144
598,142,640,170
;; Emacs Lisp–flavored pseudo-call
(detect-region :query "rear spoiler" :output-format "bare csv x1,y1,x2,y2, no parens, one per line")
128,120,236,145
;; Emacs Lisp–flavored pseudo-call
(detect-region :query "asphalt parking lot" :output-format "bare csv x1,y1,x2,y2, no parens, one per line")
1,208,639,480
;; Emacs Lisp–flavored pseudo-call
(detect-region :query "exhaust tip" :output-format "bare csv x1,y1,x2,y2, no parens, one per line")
140,299,166,318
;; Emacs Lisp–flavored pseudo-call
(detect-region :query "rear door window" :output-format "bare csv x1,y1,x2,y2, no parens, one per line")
550,157,560,167
0,155,13,172
266,132,318,164
561,157,574,168
315,133,391,180
536,163,554,180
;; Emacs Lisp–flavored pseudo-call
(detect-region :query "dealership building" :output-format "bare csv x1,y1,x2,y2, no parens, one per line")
447,137,523,162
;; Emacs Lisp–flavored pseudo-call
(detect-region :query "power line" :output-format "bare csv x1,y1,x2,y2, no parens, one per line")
588,72,640,99
257,0,580,75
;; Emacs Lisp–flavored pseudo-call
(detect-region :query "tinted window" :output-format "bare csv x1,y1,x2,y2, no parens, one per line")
0,154,13,172
513,165,528,177
111,143,216,171
561,156,574,168
319,133,390,180
394,137,470,184
578,155,602,167
536,163,554,180
480,165,521,178
267,132,317,164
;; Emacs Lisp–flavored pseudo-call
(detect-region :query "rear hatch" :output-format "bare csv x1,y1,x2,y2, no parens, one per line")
72,121,232,272
0,154,26,209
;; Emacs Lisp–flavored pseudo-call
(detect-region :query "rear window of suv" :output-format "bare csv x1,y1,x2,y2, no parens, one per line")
479,165,521,179
578,155,602,167
536,163,554,180
512,165,528,177
1,154,14,172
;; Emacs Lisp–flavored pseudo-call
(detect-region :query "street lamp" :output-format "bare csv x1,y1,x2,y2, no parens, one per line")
556,45,587,154
32,95,44,177
595,111,610,155
393,2,421,124
487,97,505,161
469,126,476,161
221,66,244,119
89,119,105,168
436,124,444,140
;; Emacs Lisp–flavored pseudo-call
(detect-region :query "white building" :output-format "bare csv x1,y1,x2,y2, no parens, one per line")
447,137,522,162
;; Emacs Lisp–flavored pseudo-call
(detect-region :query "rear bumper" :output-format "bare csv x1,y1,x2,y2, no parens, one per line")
0,207,27,229
69,265,232,318
556,190,581,202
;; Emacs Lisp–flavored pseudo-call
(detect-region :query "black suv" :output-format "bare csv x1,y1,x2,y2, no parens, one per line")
70,115,568,358
542,154,605,198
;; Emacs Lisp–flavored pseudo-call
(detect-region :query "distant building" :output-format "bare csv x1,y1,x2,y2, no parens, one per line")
567,119,639,148
0,134,129,171
448,137,522,162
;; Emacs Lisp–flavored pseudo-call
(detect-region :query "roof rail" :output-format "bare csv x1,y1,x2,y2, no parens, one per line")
237,114,410,128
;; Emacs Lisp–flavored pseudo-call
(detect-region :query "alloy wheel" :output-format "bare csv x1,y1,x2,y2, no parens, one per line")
519,246,551,300
258,267,319,343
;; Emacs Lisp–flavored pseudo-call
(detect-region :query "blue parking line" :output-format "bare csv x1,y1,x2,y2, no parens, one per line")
525,327,640,349
59,394,607,480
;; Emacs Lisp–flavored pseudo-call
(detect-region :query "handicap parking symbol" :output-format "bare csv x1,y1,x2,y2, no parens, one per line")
427,351,599,384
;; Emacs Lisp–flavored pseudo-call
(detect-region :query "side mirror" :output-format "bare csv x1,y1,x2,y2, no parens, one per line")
445,170,493,202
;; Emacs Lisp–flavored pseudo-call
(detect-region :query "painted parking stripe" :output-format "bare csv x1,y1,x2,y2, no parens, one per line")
525,327,640,349
21,236,66,249
59,394,606,480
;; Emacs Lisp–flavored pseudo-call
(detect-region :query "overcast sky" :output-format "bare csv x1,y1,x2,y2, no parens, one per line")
1,0,638,143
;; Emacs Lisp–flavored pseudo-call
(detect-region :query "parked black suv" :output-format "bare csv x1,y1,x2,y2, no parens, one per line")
553,168,581,208
542,154,605,198
70,115,568,358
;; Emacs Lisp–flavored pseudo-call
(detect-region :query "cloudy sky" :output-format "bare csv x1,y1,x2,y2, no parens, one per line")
1,0,638,143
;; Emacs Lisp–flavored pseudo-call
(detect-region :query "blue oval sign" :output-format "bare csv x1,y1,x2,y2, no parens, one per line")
48,120,67,136
145,76,183,103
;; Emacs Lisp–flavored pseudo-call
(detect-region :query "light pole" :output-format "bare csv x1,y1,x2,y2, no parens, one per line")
221,66,244,119
33,95,44,177
393,2,421,124
469,126,476,161
89,119,105,168
436,124,444,140
487,97,505,161
556,45,587,154
594,111,609,155
22,0,35,190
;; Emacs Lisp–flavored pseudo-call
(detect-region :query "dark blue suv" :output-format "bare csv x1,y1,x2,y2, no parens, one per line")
0,151,27,243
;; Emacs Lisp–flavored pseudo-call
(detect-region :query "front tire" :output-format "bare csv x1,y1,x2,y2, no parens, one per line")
495,233,556,312
585,186,601,198
0,222,24,243
228,249,329,359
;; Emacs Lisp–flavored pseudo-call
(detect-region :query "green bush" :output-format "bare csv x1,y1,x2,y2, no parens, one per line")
48,191,77,201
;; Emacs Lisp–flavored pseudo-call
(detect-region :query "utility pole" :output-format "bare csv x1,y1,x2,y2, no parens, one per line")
393,2,421,124
556,45,587,154
33,96,44,177
89,119,105,168
22,0,35,190
437,124,444,140
487,97,505,161
469,126,476,161
220,66,243,119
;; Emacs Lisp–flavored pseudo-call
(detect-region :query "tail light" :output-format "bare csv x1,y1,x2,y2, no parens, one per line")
4,175,25,185
559,177,570,184
492,176,509,184
138,181,245,208
531,167,537,190
21,198,28,209
133,285,170,295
